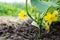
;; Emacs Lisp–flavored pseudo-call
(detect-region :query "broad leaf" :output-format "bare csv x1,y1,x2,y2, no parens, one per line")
30,0,58,13
41,0,59,2
31,21,39,28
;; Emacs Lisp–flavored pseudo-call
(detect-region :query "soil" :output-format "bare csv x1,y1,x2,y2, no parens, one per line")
0,16,60,40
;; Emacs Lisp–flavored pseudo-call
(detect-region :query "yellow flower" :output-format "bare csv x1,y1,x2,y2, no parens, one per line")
44,23,50,33
43,11,58,33
18,10,27,20
44,11,58,24
51,12,58,21
44,12,51,21
53,10,58,15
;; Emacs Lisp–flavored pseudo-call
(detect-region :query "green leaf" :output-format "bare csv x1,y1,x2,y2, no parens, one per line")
31,21,39,28
30,0,58,13
41,0,59,2
57,0,60,6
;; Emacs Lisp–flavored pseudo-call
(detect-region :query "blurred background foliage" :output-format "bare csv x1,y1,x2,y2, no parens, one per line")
0,2,30,16
0,0,60,16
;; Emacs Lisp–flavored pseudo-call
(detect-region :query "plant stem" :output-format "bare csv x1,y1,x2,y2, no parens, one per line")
37,18,42,38
34,8,37,20
26,0,37,23
39,19,42,38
